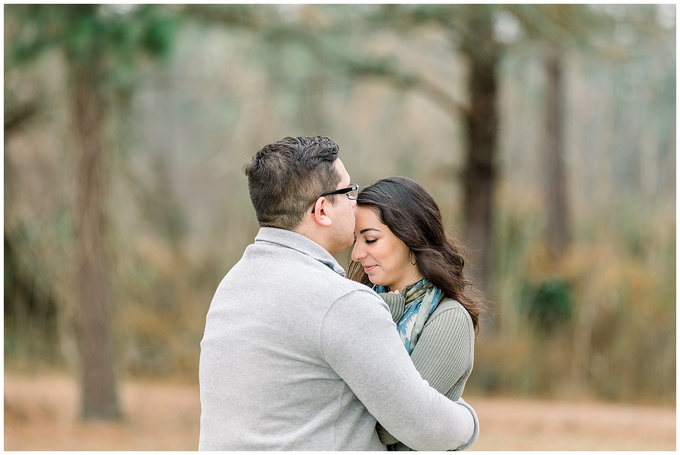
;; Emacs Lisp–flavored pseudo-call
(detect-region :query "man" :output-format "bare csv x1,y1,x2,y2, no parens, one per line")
199,136,479,450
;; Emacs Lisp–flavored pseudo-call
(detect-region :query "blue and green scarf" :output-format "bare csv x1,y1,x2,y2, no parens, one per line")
374,278,443,355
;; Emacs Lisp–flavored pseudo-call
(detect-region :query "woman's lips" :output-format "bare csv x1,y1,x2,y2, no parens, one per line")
363,265,377,273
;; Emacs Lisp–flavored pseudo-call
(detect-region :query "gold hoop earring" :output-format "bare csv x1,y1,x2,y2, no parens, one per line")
409,251,417,265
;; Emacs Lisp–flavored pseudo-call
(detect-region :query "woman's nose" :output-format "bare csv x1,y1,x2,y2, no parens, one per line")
351,241,364,262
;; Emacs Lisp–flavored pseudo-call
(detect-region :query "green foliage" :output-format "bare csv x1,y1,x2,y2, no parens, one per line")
141,13,177,57
5,4,180,90
520,278,573,334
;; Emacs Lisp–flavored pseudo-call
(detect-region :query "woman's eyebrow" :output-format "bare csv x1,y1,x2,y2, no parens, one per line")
359,228,380,235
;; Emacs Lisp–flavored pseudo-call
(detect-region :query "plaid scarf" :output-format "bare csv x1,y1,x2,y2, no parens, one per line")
374,278,443,355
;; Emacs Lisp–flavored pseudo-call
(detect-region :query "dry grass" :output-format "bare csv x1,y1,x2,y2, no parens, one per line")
4,372,676,451
5,372,199,450
470,395,676,451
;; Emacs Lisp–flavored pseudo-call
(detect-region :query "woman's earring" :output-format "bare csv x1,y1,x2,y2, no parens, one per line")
409,251,417,265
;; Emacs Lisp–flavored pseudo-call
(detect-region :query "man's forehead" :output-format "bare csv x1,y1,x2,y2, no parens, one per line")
334,158,351,185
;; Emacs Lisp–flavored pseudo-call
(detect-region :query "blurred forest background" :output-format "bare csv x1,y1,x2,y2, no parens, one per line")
4,3,676,427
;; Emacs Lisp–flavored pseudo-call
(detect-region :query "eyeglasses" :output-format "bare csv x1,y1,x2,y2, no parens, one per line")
311,183,359,213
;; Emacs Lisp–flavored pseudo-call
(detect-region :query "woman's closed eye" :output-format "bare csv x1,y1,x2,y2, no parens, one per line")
365,238,377,244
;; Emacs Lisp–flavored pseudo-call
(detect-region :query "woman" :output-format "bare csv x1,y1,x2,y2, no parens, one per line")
349,176,484,451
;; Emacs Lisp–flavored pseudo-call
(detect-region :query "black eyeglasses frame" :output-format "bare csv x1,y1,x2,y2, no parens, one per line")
311,184,359,213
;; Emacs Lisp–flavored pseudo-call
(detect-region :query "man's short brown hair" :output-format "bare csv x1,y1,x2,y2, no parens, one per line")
243,136,341,230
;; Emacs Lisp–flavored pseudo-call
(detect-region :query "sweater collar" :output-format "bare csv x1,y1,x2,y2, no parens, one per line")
254,227,347,277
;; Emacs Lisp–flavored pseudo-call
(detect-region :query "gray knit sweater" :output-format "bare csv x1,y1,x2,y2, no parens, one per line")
378,292,475,450
198,227,479,451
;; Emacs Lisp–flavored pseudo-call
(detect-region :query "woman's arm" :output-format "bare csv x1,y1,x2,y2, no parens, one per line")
375,298,476,448
379,294,475,399
410,303,475,400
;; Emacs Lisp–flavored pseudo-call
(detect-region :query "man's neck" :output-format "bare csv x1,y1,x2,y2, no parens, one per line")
293,222,333,255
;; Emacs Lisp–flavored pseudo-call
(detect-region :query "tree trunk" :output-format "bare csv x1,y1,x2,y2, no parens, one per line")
72,62,121,421
462,10,499,334
544,46,570,263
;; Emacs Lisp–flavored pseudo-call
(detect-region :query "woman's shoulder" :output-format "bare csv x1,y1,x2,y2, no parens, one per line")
434,297,465,312
430,297,473,326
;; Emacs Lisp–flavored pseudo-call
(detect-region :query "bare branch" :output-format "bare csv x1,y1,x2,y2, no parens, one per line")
343,59,468,120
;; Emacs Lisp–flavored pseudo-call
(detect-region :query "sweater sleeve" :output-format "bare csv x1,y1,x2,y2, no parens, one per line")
377,301,477,449
378,292,405,323
320,289,478,451
410,304,475,401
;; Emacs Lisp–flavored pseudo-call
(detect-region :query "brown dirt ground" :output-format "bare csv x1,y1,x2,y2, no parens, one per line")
4,372,676,451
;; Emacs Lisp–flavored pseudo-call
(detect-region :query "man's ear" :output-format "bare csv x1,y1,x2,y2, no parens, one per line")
312,197,333,227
